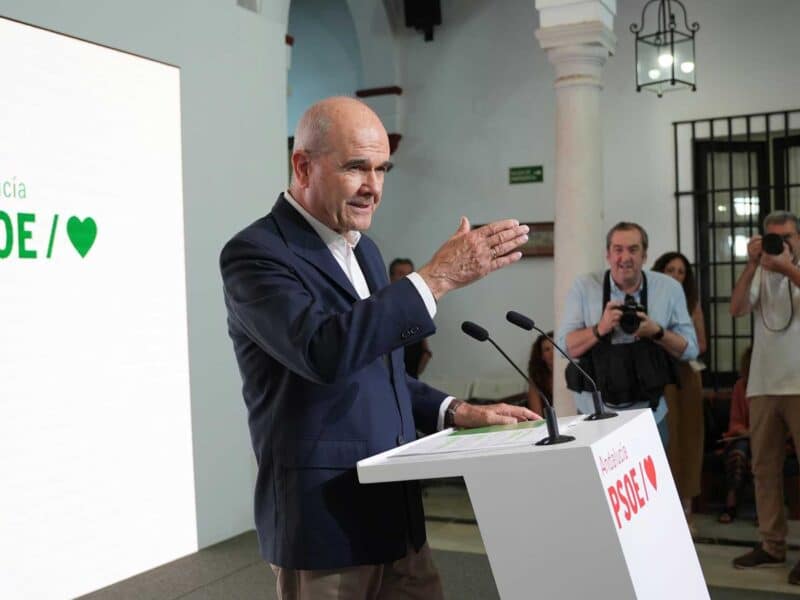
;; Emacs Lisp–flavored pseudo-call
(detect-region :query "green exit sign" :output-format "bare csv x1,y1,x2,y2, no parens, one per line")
509,165,543,184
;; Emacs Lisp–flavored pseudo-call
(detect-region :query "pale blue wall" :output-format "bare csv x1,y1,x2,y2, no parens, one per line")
287,0,363,134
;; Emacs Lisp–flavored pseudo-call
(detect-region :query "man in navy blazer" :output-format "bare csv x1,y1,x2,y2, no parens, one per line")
221,97,534,599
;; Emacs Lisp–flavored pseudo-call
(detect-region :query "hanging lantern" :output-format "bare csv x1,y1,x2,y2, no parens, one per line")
630,0,699,97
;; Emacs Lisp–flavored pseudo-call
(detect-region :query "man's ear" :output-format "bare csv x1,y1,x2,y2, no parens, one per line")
292,150,312,188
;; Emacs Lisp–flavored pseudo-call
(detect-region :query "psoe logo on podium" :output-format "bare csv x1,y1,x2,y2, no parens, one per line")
591,416,676,536
603,449,658,530
589,413,708,599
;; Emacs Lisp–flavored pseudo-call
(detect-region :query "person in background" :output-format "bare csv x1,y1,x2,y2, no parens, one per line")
719,346,753,524
557,222,698,445
730,211,800,581
389,258,432,377
527,331,554,415
652,251,707,532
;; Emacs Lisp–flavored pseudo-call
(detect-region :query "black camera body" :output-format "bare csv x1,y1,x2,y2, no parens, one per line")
763,232,787,256
616,297,646,334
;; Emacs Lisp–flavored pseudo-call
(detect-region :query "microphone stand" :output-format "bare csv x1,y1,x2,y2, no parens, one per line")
536,396,576,446
505,311,617,421
461,321,574,446
574,364,617,422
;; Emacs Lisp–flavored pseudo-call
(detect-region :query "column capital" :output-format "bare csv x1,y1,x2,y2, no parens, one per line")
535,22,616,88
536,20,616,54
535,0,616,30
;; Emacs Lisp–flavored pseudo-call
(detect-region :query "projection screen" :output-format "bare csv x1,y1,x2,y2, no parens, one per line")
0,16,197,598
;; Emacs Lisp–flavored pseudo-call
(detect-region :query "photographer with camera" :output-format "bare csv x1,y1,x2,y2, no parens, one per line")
729,211,800,582
556,222,698,445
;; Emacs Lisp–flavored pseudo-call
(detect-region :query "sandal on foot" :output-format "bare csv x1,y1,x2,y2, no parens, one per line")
719,506,737,524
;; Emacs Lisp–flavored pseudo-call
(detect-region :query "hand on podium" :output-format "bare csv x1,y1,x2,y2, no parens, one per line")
452,401,540,429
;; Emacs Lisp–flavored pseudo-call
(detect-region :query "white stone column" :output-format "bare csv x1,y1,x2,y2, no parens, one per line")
535,2,616,415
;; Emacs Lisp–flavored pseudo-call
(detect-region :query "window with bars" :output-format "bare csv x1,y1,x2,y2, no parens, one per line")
673,110,800,388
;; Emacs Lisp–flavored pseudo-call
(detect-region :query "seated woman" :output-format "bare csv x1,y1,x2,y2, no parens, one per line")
719,346,752,524
527,331,554,415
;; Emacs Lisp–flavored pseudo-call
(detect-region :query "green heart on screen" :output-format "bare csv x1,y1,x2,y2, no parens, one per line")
67,216,98,258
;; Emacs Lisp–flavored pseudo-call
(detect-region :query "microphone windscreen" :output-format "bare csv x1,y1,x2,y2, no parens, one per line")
506,311,535,331
461,321,489,342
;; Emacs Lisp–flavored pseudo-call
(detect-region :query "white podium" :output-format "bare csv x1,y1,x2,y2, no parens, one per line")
358,410,708,600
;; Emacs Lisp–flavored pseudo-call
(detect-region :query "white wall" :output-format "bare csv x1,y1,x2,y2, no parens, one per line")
604,0,800,259
370,0,557,382
370,0,800,386
0,1,290,548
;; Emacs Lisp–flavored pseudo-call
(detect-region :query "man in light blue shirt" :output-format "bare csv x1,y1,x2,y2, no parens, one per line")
556,222,698,443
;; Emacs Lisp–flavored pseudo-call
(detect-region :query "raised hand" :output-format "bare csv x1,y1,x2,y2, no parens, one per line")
417,217,529,300
747,235,763,264
597,300,623,336
634,313,661,339
761,241,794,274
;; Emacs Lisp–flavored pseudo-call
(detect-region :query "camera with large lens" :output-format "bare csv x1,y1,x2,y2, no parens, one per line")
617,296,646,335
762,232,787,256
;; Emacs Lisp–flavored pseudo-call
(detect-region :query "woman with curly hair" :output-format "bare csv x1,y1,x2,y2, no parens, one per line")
652,251,707,532
527,331,554,415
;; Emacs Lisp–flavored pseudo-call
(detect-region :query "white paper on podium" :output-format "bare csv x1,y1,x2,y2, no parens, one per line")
390,417,582,457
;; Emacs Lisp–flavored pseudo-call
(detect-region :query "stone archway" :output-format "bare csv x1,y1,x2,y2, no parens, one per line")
283,0,404,150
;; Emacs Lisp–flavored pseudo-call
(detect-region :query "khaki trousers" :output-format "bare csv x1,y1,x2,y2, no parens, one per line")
750,394,800,558
270,543,444,600
664,363,704,500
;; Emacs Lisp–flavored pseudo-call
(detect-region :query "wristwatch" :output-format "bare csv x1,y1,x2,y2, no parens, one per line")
592,323,603,340
652,325,665,341
444,399,464,428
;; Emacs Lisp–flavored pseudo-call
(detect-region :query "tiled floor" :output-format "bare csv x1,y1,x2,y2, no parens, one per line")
79,482,800,599
421,482,800,596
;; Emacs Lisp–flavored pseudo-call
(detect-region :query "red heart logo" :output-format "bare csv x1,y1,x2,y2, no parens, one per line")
643,455,657,490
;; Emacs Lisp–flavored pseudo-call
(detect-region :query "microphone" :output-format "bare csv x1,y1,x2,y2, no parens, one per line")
461,321,529,383
461,321,574,446
461,320,489,342
506,311,617,421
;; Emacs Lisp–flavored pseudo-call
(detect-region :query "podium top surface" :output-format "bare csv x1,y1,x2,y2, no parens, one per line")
358,409,650,484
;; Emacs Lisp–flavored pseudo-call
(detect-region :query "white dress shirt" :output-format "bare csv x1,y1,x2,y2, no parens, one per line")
747,261,800,397
284,191,454,428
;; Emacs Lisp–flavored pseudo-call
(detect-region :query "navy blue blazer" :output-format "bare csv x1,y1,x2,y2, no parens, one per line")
220,195,447,569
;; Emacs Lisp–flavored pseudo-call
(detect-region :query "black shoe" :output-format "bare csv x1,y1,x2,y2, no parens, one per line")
733,547,785,569
789,561,800,585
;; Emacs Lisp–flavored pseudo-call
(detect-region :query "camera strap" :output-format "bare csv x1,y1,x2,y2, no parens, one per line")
592,270,665,410
602,270,648,319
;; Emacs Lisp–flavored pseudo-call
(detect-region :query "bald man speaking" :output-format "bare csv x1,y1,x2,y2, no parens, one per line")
220,97,534,599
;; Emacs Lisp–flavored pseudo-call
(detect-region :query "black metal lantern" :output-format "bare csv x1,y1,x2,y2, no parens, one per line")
630,0,699,97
